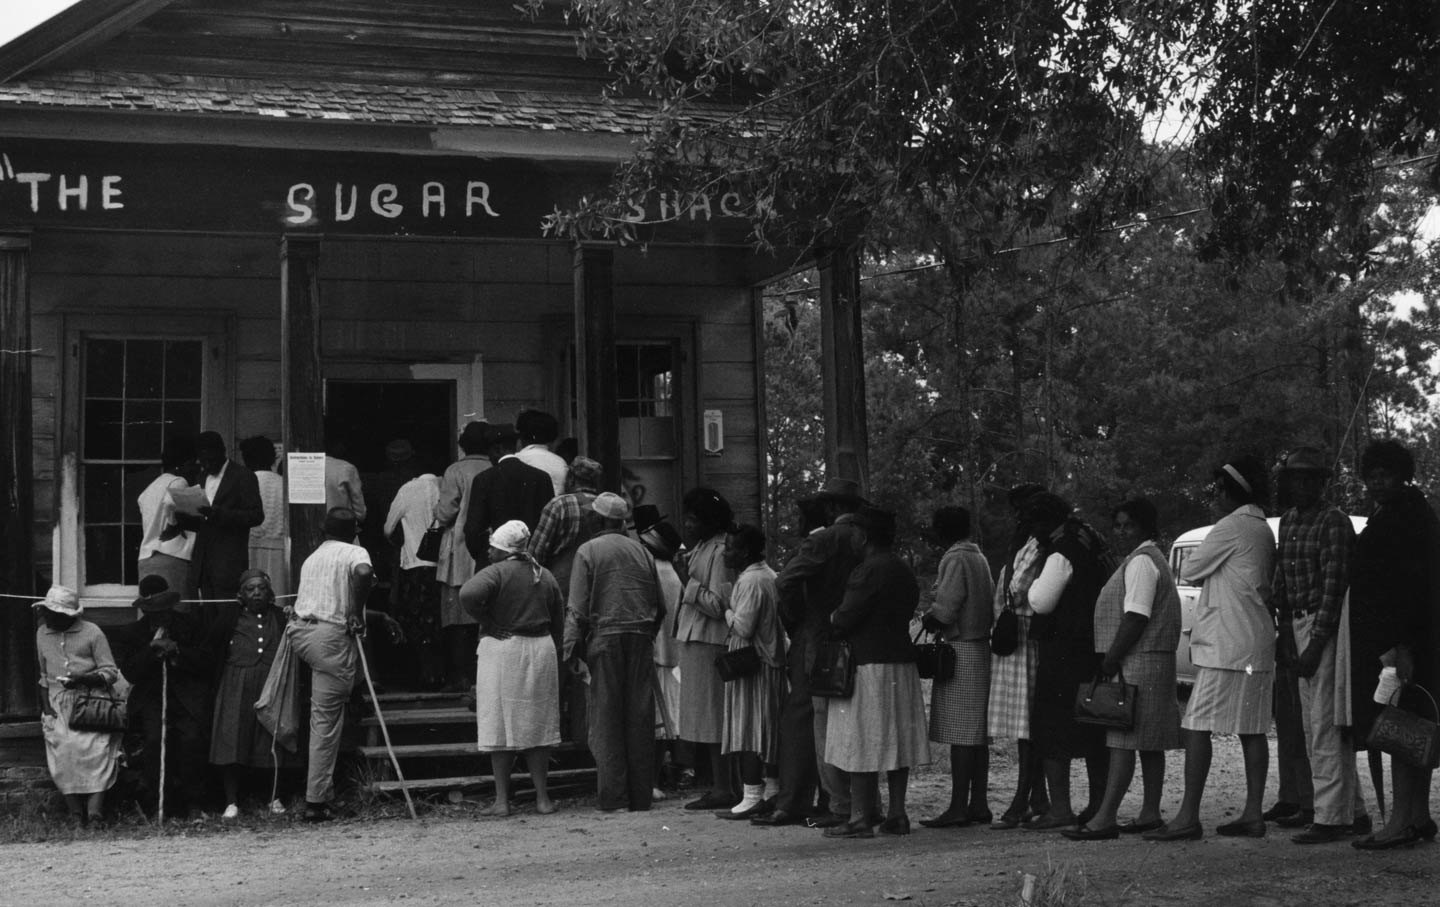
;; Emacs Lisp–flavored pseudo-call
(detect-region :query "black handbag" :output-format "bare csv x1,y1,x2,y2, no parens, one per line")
415,521,444,563
912,628,956,682
990,585,1020,656
1074,669,1138,730
68,684,128,733
809,639,855,698
1368,684,1440,770
715,645,762,682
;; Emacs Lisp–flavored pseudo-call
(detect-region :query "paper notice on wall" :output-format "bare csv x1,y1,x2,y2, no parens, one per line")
287,452,326,505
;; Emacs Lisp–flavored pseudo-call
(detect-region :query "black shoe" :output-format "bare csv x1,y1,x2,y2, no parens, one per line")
1261,801,1301,822
1061,824,1120,841
806,812,847,829
1274,809,1314,829
878,815,911,836
752,809,808,827
1216,818,1266,838
1350,814,1373,836
302,802,333,823
685,791,740,811
1293,823,1348,844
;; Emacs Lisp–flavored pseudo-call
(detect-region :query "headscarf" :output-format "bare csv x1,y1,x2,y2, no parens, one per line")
491,519,543,584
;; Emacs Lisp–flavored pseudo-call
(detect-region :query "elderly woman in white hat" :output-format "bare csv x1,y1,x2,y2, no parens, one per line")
33,585,126,825
460,519,565,816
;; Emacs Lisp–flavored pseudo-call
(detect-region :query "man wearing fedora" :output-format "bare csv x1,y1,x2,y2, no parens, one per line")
113,575,215,818
463,422,554,563
760,477,868,827
564,492,667,811
1273,447,1368,844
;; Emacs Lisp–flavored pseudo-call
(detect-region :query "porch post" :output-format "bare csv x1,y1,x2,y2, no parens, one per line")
817,244,870,493
281,235,325,580
0,233,38,716
573,243,621,492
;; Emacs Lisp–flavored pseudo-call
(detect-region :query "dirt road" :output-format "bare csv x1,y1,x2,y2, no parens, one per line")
4,737,1437,907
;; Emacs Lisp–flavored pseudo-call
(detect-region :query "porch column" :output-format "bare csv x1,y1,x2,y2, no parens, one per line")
281,235,325,580
817,245,870,492
0,233,38,716
574,243,621,492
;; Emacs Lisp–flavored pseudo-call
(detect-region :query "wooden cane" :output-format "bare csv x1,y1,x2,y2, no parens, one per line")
159,660,168,826
355,639,418,820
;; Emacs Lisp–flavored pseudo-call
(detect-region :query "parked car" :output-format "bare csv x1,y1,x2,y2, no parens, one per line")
1168,516,1367,686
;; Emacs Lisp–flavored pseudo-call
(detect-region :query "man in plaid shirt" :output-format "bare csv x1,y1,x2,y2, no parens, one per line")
1272,447,1366,844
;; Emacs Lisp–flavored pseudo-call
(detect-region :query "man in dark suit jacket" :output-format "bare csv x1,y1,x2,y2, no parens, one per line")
463,423,554,561
112,576,216,818
180,431,264,613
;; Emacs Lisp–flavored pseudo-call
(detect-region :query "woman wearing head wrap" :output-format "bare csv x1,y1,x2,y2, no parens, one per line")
33,585,124,826
208,569,290,819
460,519,565,816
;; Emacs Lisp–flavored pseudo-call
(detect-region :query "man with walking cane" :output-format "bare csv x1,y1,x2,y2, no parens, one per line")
288,507,403,822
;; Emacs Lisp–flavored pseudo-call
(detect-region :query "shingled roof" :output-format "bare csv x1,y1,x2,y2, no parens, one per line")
0,69,661,133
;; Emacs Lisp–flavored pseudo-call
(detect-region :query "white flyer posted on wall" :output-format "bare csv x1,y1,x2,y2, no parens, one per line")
286,452,326,504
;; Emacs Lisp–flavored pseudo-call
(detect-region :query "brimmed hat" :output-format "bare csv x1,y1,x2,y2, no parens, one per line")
459,421,491,451
33,585,81,617
801,477,867,504
640,521,683,560
593,491,632,521
1279,446,1332,477
135,575,181,613
632,504,666,534
482,422,519,448
569,456,604,490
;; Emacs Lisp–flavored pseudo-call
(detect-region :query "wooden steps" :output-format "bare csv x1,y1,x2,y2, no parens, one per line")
353,690,595,799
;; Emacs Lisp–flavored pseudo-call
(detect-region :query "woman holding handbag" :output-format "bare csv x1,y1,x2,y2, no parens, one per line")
1350,439,1440,850
822,507,930,838
33,585,125,826
919,505,996,828
716,523,787,819
1062,498,1181,840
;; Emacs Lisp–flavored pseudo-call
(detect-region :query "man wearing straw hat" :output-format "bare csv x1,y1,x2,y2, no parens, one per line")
1273,446,1368,844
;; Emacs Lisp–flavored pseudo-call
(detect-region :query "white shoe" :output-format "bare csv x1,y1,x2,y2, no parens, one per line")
269,799,287,815
222,804,240,820
652,787,668,802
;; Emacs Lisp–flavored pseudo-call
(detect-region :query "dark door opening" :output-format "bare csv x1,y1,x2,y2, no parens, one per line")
324,380,456,476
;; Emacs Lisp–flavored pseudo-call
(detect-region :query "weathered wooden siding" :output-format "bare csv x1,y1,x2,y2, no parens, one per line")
25,230,765,575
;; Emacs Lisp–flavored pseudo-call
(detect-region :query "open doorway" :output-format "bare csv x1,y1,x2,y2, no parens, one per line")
324,381,456,476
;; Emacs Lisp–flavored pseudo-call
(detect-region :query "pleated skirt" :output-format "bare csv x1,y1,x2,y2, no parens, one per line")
474,634,561,752
824,662,931,773
678,641,726,744
1106,651,1182,752
721,662,787,761
1183,665,1273,735
930,639,992,746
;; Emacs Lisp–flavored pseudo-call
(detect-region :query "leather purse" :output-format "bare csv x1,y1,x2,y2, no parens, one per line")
912,628,956,682
1074,670,1138,730
1367,684,1440,770
68,684,128,733
990,604,1019,656
415,521,445,563
809,639,855,698
715,645,762,682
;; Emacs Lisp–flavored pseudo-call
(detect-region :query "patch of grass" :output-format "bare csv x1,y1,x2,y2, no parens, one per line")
1019,858,1089,907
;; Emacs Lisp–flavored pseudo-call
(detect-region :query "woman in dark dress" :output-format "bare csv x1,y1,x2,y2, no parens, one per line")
1351,439,1440,849
209,569,290,819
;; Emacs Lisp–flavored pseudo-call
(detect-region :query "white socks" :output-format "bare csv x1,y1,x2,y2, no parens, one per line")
732,783,765,814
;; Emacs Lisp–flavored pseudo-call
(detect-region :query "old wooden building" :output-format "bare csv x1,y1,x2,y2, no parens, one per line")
0,0,869,719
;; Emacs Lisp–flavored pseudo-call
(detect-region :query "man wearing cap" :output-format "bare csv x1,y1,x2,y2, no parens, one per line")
1272,447,1367,844
287,506,397,821
564,492,667,811
436,422,494,691
515,409,570,498
181,431,264,616
463,422,554,562
112,576,215,818
759,478,869,827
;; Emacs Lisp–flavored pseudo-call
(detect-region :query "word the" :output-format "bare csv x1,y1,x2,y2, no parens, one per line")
0,155,124,212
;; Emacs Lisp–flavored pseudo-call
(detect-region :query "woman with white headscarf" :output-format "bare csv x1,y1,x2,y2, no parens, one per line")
460,519,565,816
